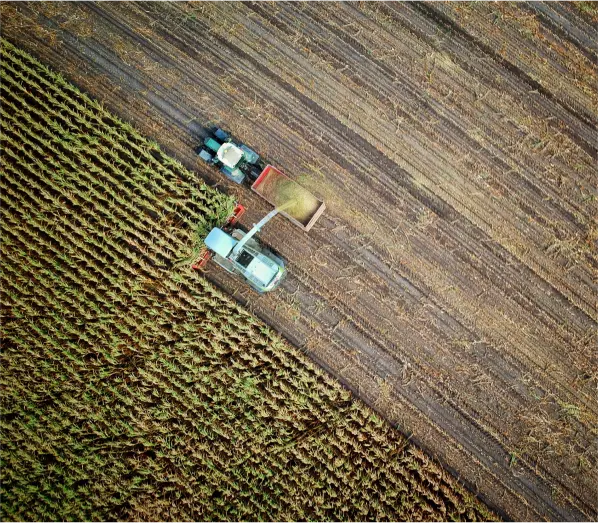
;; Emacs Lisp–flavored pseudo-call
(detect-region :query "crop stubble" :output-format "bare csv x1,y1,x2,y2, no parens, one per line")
1,2,596,521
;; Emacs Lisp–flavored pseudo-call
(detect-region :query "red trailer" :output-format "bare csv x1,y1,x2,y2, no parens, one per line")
251,165,326,232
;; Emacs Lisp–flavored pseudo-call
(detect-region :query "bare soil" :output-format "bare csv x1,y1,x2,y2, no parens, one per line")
2,2,596,520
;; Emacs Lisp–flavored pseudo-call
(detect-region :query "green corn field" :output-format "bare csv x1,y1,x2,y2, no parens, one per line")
0,38,494,521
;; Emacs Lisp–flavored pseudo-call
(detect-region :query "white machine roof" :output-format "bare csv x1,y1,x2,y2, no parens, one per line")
204,228,237,258
217,142,244,168
246,256,278,286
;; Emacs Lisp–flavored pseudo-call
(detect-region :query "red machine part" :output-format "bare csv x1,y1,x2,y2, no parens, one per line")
191,250,212,270
191,203,246,270
227,203,246,226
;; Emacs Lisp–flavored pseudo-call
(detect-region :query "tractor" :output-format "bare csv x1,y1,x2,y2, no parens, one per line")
197,127,263,184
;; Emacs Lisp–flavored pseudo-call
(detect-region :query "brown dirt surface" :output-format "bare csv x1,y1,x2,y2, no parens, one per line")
2,2,596,520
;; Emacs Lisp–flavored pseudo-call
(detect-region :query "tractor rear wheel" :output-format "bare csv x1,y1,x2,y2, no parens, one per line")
198,149,213,162
214,128,230,141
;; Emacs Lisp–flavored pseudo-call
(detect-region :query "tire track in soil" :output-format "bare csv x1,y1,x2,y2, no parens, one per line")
193,8,591,332
525,3,598,62
212,0,598,320
434,2,598,107
298,2,594,240
2,2,596,517
226,0,598,324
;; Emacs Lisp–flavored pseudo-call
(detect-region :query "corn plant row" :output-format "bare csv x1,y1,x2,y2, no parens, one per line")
0,140,178,282
0,194,344,436
2,151,342,405
1,40,167,156
0,55,230,250
0,143,195,288
0,94,213,261
1,43,157,158
0,78,222,229
1,201,390,454
0,193,154,320
1,45,219,203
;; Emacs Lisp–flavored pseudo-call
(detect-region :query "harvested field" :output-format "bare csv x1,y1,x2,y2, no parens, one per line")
1,1,597,520
0,38,494,521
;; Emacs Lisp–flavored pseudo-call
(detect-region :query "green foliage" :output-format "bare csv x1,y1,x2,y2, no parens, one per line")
0,38,495,522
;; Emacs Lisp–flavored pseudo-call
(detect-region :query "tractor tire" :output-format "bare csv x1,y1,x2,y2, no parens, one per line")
198,149,213,162
247,165,262,182
214,128,230,141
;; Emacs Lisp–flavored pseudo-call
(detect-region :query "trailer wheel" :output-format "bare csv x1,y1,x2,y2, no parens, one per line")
247,166,262,181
